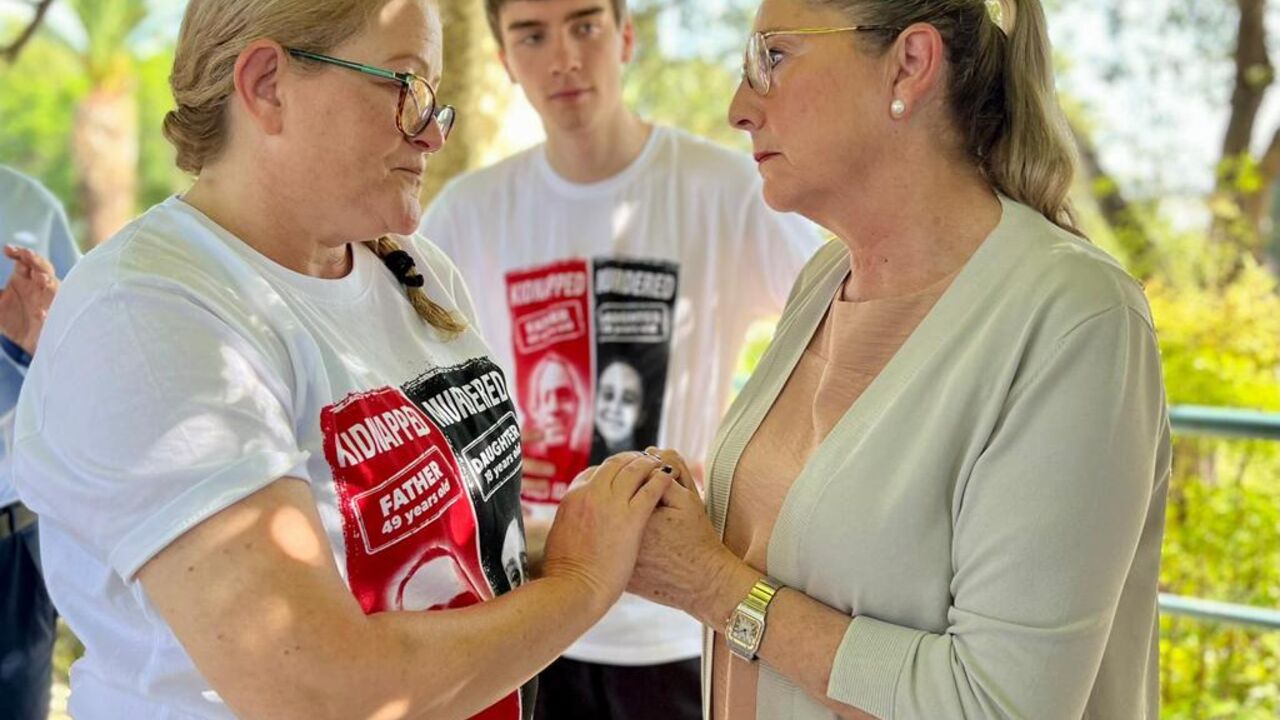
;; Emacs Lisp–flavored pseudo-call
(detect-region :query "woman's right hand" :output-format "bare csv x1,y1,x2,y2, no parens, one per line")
541,452,674,614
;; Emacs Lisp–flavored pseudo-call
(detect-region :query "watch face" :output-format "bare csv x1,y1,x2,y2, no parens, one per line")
729,612,763,646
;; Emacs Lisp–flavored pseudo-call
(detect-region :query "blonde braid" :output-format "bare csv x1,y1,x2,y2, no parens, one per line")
364,236,467,337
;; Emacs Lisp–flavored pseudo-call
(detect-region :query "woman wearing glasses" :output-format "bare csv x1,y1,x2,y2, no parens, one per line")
11,1,673,718
628,0,1170,718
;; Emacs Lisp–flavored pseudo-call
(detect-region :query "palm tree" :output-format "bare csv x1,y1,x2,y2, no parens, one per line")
60,0,148,247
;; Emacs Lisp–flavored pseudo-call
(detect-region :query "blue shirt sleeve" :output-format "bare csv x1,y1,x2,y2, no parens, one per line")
1,336,32,368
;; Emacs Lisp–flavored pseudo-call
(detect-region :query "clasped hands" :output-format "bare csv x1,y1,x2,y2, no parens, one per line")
538,447,748,628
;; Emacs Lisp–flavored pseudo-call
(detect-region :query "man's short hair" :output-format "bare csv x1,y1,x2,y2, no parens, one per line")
484,0,628,46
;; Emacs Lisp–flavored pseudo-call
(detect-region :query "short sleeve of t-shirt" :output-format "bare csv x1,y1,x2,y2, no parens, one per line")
13,283,309,581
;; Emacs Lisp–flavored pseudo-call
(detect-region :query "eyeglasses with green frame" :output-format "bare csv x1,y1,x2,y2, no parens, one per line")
286,48,456,141
742,26,901,96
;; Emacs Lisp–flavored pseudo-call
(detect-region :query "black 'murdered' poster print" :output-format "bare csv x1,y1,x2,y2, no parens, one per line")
399,357,532,720
589,258,679,465
401,358,528,597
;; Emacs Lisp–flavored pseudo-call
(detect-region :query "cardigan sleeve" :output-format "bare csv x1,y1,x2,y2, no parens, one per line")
824,304,1169,720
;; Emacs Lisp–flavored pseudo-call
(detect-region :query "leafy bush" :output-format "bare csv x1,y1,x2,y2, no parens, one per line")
1146,250,1280,718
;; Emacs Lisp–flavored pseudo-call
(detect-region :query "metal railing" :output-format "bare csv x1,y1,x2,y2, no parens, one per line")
1160,405,1280,631
1169,405,1280,441
1159,593,1280,630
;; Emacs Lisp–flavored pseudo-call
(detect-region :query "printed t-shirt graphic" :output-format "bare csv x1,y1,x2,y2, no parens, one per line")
589,259,679,464
506,260,594,504
322,358,530,720
506,258,679,503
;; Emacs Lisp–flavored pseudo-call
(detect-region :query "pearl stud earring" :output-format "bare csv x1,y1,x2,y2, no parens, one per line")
890,99,906,119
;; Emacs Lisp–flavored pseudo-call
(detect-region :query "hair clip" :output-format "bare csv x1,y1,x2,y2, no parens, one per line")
986,0,1008,35
381,249,425,288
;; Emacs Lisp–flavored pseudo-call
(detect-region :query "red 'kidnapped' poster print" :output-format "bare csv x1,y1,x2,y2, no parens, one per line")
322,386,520,720
506,260,594,504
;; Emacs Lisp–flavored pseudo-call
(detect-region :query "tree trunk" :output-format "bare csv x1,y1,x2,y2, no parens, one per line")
1222,0,1271,159
421,3,512,206
73,85,137,247
1211,0,1273,257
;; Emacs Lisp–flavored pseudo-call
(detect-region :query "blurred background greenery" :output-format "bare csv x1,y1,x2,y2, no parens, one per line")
4,0,1280,717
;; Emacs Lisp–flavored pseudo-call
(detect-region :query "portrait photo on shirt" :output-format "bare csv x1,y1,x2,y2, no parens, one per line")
588,258,678,464
525,352,593,454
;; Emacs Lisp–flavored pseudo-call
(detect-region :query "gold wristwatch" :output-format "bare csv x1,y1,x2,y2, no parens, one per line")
726,575,782,661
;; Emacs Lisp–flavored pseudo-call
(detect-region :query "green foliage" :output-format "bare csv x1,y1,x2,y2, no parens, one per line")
1120,215,1280,718
1148,261,1280,410
1157,436,1280,718
730,318,781,400
623,3,751,151
624,52,744,150
0,35,88,223
135,49,185,209
0,36,181,244
1218,153,1265,196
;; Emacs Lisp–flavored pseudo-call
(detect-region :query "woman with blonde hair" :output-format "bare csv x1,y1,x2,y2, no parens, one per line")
12,1,673,718
628,0,1170,718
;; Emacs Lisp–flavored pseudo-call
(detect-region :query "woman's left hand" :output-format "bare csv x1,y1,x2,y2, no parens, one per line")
628,447,747,625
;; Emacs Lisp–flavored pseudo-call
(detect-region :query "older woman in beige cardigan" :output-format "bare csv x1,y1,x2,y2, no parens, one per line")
626,0,1170,718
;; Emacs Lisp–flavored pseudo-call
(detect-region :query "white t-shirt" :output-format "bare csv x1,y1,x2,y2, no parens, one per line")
421,126,821,665
13,197,533,719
